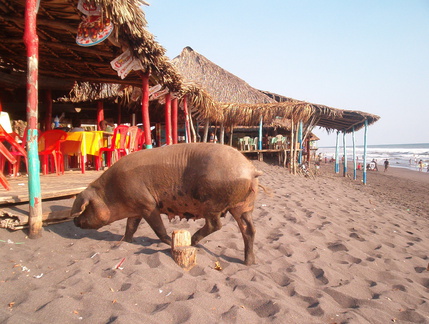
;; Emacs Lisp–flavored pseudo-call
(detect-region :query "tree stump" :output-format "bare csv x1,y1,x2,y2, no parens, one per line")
171,230,196,270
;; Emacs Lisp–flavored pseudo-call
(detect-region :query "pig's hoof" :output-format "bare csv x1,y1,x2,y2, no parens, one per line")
244,256,255,266
123,236,133,243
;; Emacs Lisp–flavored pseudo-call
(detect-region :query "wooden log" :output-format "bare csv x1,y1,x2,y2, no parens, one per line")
171,230,197,270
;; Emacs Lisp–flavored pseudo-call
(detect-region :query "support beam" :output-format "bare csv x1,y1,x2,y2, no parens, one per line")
335,131,340,173
343,131,347,177
96,101,104,130
298,121,303,164
172,98,178,144
352,127,357,180
165,93,172,145
24,0,42,239
182,95,191,143
258,117,263,150
141,72,152,149
363,120,368,185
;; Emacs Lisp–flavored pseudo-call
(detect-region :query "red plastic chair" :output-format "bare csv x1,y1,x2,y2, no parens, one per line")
8,130,28,177
38,130,67,175
98,125,129,169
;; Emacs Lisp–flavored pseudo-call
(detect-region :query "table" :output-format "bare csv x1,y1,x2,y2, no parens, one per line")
61,131,106,173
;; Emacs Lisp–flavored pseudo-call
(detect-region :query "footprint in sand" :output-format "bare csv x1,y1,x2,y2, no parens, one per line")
327,242,348,252
310,265,329,285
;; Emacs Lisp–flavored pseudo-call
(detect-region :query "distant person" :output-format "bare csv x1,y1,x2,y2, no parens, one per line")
99,119,115,132
69,117,84,132
384,159,389,172
372,159,378,171
418,160,423,172
209,131,217,143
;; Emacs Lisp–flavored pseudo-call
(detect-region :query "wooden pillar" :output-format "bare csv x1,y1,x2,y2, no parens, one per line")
219,123,225,144
343,131,347,177
156,122,161,147
352,127,357,180
165,93,172,145
306,139,311,163
335,131,340,173
258,117,263,150
97,101,104,130
290,122,294,174
172,98,178,144
298,121,303,164
24,0,42,238
141,72,152,149
203,119,209,143
363,120,368,185
183,95,191,143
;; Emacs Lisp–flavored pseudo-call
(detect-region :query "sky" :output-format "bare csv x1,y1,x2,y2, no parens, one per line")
144,0,429,146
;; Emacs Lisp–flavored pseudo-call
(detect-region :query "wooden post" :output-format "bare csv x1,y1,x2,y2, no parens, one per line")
44,90,52,131
97,101,104,130
172,98,178,144
141,72,152,149
363,120,368,185
343,131,347,177
165,93,172,145
290,122,294,174
298,121,303,164
229,126,234,146
258,116,263,150
335,131,340,173
24,0,42,238
182,95,191,143
352,127,357,180
219,123,225,144
156,122,161,147
171,230,197,270
203,119,209,143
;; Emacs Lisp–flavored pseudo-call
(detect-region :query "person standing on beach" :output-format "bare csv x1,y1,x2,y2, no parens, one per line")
418,159,423,171
384,159,389,172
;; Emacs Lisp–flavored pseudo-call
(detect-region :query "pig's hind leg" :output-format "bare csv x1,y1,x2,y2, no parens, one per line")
191,212,224,246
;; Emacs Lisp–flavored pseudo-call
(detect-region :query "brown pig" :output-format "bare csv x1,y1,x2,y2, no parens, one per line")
72,143,262,265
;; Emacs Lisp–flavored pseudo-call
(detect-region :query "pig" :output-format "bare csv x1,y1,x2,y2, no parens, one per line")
72,142,262,265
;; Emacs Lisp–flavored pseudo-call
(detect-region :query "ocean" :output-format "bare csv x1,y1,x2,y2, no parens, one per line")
317,143,429,172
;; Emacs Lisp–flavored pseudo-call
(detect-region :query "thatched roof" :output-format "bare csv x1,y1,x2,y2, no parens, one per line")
170,47,379,132
0,0,182,92
172,47,275,105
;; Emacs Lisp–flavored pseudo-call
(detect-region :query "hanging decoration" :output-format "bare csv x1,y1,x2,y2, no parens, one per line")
110,49,143,79
76,0,113,47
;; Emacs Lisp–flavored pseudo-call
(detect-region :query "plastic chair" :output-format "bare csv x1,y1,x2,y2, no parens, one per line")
8,130,28,176
0,125,26,178
98,125,129,169
38,130,68,175
243,136,251,150
127,126,143,153
252,137,258,150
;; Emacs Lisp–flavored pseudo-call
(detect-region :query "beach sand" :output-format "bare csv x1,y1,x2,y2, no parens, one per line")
1,160,428,323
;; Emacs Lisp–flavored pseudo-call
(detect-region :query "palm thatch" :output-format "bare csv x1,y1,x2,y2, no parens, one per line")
172,47,275,105
0,0,182,93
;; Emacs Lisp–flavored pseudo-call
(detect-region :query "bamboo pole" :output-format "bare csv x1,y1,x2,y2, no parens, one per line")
141,72,152,149
343,131,347,177
294,123,299,174
229,127,234,146
363,120,368,185
352,127,357,180
96,101,104,130
172,98,178,144
298,121,303,164
219,123,225,144
24,0,42,238
189,116,197,143
203,119,209,143
165,93,172,145
258,117,263,150
182,95,191,143
335,131,340,173
290,121,294,174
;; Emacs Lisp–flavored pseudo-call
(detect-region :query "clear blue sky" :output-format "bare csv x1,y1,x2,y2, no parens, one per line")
144,0,429,146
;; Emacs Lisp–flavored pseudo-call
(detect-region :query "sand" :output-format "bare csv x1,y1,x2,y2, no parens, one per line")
1,161,428,323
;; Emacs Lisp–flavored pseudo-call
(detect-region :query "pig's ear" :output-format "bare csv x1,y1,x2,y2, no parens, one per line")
71,199,89,218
